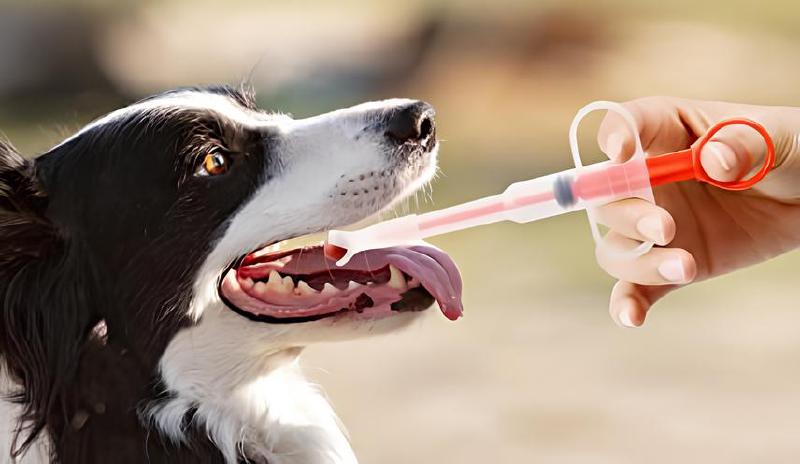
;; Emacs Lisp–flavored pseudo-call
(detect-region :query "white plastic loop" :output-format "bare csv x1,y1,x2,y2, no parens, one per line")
568,101,655,258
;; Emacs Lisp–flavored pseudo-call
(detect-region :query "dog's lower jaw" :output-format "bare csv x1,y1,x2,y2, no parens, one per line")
153,307,360,464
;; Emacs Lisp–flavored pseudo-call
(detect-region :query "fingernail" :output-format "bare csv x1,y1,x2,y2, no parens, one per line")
636,214,666,244
605,133,623,158
705,141,732,171
658,259,686,283
618,307,637,328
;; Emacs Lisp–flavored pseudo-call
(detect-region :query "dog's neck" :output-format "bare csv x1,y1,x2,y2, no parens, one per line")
3,338,231,463
3,332,356,464
150,309,359,464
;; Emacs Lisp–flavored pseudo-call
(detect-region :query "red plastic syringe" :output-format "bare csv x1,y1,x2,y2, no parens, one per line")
326,118,775,265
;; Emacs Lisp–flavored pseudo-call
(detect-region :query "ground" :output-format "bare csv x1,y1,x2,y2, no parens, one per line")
307,214,800,463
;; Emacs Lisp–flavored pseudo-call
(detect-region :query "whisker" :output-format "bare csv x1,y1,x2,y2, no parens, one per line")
325,248,335,279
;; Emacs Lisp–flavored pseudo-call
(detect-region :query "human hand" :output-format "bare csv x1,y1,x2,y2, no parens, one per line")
595,97,800,327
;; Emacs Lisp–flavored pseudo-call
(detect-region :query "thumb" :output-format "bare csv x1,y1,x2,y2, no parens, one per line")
698,123,768,183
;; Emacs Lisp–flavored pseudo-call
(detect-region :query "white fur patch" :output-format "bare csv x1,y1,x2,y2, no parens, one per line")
151,341,356,464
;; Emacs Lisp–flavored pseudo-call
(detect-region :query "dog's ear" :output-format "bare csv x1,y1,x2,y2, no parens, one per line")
0,138,96,457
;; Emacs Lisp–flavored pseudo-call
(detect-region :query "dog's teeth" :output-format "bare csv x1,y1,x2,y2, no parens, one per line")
240,278,255,290
264,240,286,253
267,270,281,284
321,283,337,295
254,281,268,294
387,265,407,290
282,276,295,292
266,270,289,294
347,281,361,291
295,280,316,296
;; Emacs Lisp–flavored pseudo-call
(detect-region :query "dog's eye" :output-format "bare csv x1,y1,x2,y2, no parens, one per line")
197,152,229,177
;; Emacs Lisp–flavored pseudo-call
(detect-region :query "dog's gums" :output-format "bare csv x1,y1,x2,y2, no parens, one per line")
220,241,463,323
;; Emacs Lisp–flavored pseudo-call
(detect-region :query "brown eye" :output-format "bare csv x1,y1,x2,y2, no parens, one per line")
199,152,229,176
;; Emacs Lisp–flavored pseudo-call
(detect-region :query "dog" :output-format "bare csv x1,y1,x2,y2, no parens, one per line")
0,85,463,463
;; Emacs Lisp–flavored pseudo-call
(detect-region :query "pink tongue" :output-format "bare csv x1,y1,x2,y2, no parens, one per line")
249,245,464,320
382,246,463,320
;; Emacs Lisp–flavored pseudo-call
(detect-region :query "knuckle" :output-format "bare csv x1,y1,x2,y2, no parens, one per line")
636,95,676,107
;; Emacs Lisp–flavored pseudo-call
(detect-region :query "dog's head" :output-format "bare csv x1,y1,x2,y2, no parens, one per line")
0,86,462,458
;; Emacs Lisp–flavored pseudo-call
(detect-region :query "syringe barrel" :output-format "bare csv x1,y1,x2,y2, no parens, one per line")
417,158,653,234
417,194,509,236
572,158,652,205
502,157,652,224
502,171,579,224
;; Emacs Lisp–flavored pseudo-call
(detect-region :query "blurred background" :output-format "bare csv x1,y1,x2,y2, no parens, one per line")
3,0,800,462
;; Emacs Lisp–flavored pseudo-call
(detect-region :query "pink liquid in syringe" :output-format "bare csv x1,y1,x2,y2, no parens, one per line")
418,190,556,231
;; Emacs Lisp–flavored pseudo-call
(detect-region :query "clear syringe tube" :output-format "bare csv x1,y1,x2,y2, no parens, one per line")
418,157,651,236
417,172,564,237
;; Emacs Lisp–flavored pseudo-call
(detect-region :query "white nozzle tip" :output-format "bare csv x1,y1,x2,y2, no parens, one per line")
326,230,354,266
326,215,422,266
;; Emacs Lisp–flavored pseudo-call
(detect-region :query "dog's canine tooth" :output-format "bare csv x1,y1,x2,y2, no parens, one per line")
266,270,289,294
295,280,316,296
321,283,337,295
387,265,407,290
267,270,281,285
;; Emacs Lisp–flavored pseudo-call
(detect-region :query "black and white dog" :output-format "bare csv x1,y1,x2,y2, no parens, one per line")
0,86,463,463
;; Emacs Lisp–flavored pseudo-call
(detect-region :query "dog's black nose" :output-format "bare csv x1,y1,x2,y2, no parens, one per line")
385,101,435,144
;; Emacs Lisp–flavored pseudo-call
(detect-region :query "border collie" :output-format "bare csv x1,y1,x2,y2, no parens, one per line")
0,86,463,463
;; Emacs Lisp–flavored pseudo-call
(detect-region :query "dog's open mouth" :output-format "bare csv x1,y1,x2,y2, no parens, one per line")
220,240,463,324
